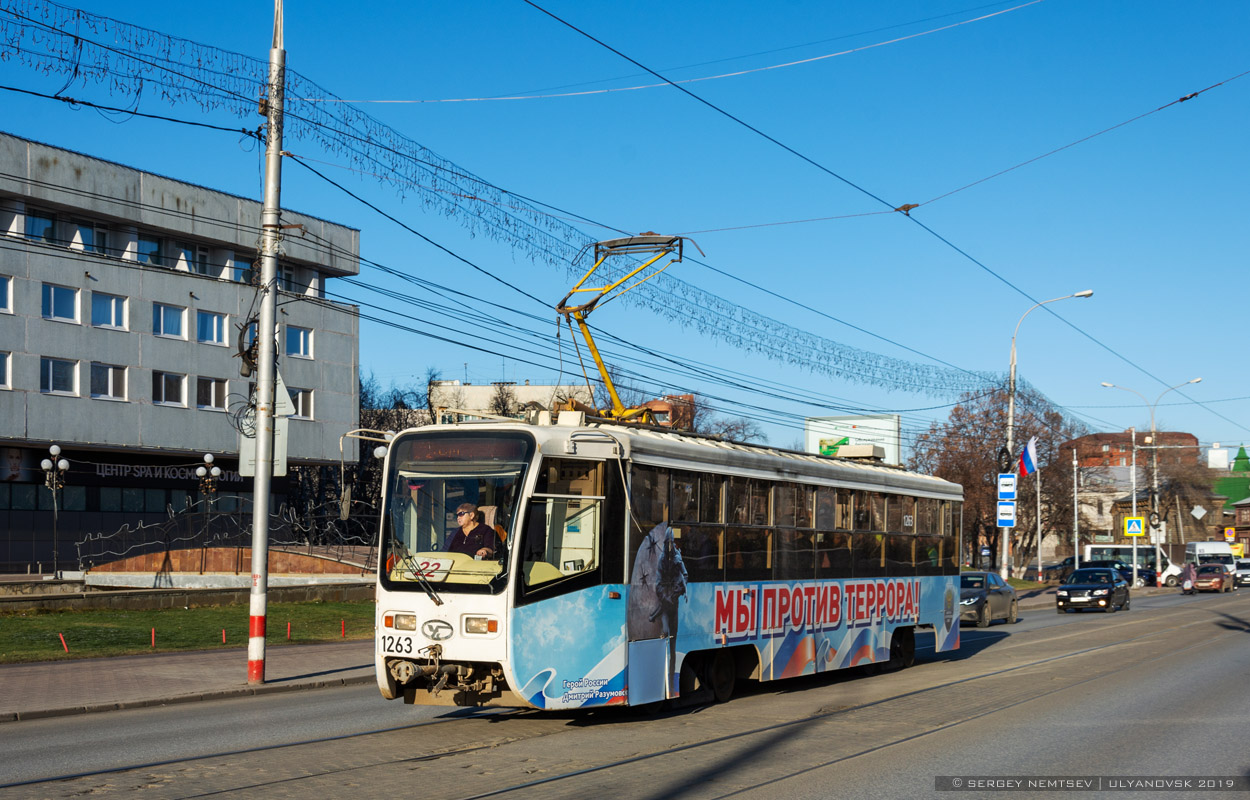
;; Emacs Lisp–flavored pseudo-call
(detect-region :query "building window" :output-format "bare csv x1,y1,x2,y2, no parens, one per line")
90,363,126,400
285,326,312,358
0,275,11,312
0,351,9,389
279,263,298,292
74,221,110,254
91,292,127,329
152,371,185,405
1101,444,1110,452
197,377,227,410
288,387,312,418
152,303,185,338
41,283,78,323
197,311,227,345
25,210,56,243
136,234,163,266
40,357,77,394
231,256,254,284
177,242,214,276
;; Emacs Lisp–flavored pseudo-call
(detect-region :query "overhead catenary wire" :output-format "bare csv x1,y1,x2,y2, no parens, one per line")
517,0,1249,436
4,7,1245,437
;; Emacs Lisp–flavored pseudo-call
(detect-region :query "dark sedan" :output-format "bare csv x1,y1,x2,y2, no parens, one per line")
1056,568,1130,613
959,571,1019,627
1083,559,1157,588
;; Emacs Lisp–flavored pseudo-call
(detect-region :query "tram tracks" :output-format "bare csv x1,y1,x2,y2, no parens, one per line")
12,596,1247,799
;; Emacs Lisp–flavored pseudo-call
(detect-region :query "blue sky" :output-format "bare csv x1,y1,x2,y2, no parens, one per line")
2,0,1247,459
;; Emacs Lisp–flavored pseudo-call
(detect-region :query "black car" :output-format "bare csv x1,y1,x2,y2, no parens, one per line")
1056,568,1130,613
1082,559,1156,587
959,571,1019,627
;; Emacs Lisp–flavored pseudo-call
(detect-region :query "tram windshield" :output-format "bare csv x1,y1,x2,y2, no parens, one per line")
381,432,533,590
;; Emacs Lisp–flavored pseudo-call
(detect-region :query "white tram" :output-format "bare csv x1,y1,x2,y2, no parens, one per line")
375,413,963,709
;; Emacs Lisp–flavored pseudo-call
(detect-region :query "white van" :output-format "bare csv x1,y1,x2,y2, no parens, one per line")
1085,544,1181,586
1184,541,1236,576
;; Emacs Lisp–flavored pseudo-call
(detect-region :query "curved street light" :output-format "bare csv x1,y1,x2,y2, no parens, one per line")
1100,378,1202,584
1000,290,1094,580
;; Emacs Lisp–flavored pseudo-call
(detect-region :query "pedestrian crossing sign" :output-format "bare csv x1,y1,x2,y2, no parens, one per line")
1125,517,1145,537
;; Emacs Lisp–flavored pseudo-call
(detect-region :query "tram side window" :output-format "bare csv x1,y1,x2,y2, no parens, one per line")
852,490,871,530
632,466,668,529
815,487,836,530
727,477,749,524
916,535,942,576
725,527,771,581
796,485,814,528
836,488,854,530
853,531,885,578
886,533,915,578
899,496,916,534
520,458,614,593
774,527,815,580
885,495,903,533
774,484,796,528
699,475,723,523
677,524,723,582
749,481,771,525
917,498,937,535
816,530,853,579
670,471,698,522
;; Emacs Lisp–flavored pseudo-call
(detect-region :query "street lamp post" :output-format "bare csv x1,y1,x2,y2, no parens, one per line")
196,453,222,504
1101,378,1201,585
40,444,69,578
1002,290,1094,580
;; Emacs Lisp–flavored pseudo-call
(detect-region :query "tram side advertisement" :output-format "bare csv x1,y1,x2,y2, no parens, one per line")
509,573,959,710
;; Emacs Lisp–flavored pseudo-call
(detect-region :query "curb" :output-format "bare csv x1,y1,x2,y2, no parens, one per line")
2,672,376,723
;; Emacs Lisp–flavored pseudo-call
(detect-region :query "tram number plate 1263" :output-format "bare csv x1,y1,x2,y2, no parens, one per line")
381,634,415,654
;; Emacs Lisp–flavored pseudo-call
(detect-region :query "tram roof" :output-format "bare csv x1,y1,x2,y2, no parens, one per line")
592,424,962,499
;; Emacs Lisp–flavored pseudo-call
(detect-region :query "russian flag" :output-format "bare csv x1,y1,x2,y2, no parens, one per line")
1019,436,1039,476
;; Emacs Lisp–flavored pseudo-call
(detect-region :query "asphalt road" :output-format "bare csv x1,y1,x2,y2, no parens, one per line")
3,588,1247,799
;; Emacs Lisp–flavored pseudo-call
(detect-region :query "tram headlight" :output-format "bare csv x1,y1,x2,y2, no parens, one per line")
464,616,498,635
392,613,417,631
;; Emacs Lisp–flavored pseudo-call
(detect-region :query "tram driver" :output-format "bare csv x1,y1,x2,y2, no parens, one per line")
447,503,497,559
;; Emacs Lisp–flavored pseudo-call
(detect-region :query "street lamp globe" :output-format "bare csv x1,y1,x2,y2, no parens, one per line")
41,459,53,471
57,459,68,471
48,444,61,457
196,466,208,478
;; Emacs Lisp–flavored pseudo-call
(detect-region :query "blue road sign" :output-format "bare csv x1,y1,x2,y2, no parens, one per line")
997,500,1016,528
997,473,1017,500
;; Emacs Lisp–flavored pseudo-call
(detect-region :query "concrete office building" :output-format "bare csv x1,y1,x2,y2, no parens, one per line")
0,131,360,572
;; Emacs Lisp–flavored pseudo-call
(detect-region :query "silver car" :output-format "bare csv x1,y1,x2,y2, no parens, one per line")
1235,559,1250,589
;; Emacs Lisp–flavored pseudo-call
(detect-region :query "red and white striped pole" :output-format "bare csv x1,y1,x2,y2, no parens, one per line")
248,1,286,685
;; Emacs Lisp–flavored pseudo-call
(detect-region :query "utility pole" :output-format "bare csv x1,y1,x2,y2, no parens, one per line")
249,0,285,685
1072,448,1079,568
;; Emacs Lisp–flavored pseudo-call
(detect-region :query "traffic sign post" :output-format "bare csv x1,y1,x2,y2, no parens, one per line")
997,473,1017,501
997,500,1016,528
1125,516,1145,587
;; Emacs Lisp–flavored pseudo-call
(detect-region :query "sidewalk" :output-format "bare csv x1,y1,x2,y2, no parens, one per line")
0,639,375,723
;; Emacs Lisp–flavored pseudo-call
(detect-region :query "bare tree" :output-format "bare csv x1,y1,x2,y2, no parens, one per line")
910,384,1088,569
489,383,519,417
681,394,766,444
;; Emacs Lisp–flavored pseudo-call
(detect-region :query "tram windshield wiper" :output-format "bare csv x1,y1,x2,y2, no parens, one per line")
392,539,444,606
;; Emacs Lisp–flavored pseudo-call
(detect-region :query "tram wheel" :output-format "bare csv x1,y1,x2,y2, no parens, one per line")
706,650,736,704
886,627,915,671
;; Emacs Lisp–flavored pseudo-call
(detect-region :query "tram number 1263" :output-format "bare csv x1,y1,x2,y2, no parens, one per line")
380,634,415,655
